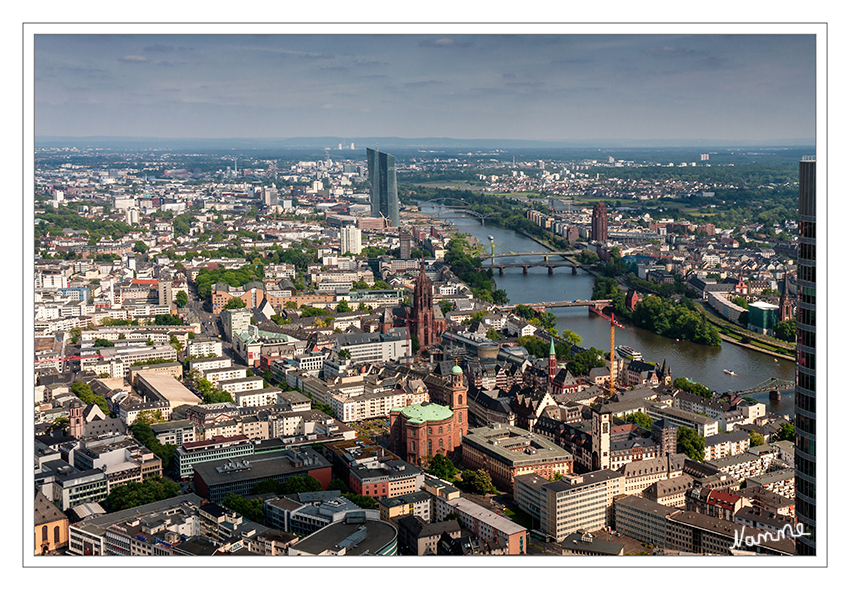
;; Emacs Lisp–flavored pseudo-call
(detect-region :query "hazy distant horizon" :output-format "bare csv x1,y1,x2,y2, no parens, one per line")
34,135,815,151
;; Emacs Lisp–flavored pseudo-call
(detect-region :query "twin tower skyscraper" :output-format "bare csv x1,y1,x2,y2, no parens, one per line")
367,147,400,227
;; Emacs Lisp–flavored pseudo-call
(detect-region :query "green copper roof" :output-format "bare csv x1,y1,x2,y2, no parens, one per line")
549,337,556,355
394,403,454,425
451,364,463,374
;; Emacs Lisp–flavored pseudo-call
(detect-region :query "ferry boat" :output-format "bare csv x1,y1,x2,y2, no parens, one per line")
723,369,736,375
615,346,643,362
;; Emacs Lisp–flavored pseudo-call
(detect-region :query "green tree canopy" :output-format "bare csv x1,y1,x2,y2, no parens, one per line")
426,453,458,481
223,297,247,310
103,476,180,512
175,290,189,308
749,432,766,447
677,427,705,462
222,493,264,524
281,475,323,495
776,423,795,442
624,411,655,430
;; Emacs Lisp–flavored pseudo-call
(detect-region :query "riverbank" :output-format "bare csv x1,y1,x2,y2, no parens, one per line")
693,301,795,359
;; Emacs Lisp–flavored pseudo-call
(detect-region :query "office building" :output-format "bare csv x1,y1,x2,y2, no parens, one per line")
591,202,608,242
367,148,399,227
399,229,413,259
795,157,816,555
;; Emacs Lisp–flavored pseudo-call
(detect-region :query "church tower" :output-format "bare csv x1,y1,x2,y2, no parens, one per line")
68,398,84,439
449,363,468,444
548,337,557,390
412,257,435,347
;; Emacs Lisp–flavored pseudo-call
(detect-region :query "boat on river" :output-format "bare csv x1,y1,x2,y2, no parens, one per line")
615,346,643,362
724,369,736,375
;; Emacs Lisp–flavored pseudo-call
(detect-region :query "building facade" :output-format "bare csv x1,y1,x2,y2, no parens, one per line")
591,202,608,242
367,148,399,227
795,157,816,555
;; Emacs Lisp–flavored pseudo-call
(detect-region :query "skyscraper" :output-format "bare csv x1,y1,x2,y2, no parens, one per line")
591,202,608,242
367,148,399,227
794,157,816,555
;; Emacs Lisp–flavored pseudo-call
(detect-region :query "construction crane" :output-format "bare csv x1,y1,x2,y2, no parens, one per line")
589,306,624,396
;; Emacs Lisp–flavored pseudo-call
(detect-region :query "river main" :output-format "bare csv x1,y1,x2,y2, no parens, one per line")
424,204,795,417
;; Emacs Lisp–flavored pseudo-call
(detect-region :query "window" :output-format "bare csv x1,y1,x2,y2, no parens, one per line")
54,526,60,544
42,526,48,542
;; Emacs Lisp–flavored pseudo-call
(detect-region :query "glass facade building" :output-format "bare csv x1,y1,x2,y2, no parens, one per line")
367,148,399,227
794,157,816,555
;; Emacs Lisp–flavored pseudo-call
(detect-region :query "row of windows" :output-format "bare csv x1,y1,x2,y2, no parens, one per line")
795,452,816,477
795,389,816,413
799,243,816,261
796,414,816,437
798,264,816,284
799,220,816,239
797,328,816,349
796,350,816,370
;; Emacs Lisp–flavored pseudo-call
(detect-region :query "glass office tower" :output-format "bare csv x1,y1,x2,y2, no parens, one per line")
367,148,399,227
795,157,816,555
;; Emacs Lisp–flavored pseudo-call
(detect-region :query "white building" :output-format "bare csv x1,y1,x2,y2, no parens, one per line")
340,225,363,255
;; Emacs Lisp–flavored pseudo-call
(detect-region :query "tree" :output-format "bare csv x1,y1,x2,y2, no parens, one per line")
327,478,349,493
776,423,795,442
673,377,712,400
336,300,352,313
103,477,180,512
281,475,323,495
562,330,582,346
625,411,655,430
773,319,796,342
426,453,458,481
175,290,189,308
134,410,165,427
460,469,494,495
342,493,379,510
677,427,705,462
749,431,766,447
223,297,247,310
338,349,351,360
440,301,454,315
485,328,502,341
133,240,149,254
93,338,115,348
222,493,265,524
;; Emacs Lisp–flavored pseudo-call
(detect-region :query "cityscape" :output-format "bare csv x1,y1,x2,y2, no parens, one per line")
27,29,824,567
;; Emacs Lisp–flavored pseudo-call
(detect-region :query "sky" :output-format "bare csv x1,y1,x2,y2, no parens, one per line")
33,31,817,145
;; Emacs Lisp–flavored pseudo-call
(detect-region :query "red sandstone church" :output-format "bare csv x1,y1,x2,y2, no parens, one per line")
388,363,468,466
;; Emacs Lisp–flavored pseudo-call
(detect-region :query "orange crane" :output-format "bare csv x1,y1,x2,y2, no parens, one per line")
589,305,624,396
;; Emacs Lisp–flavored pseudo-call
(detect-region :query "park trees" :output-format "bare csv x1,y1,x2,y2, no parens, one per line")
677,427,705,462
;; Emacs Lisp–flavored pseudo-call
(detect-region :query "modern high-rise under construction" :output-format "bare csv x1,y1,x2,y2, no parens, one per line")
794,157,817,555
367,148,399,227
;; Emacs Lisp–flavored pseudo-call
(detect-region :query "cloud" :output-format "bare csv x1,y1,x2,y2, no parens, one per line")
144,43,174,53
403,80,443,88
118,55,148,63
643,45,697,57
420,37,472,48
301,52,335,59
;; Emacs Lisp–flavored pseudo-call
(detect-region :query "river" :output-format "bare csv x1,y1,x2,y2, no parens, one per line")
424,204,795,417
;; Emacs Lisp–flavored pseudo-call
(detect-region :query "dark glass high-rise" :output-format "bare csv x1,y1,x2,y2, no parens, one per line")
367,148,399,227
795,157,816,555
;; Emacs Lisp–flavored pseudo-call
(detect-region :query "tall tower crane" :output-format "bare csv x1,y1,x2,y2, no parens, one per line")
589,305,624,396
